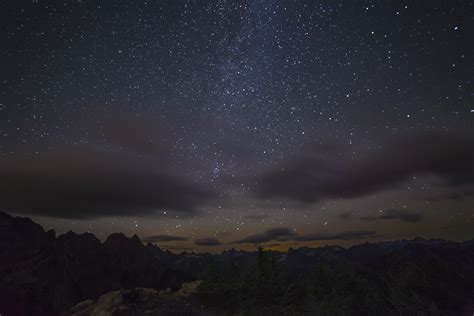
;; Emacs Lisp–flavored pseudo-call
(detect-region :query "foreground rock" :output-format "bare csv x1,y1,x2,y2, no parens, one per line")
69,281,206,316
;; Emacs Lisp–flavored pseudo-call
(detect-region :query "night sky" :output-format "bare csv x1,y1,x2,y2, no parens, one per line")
1,0,473,252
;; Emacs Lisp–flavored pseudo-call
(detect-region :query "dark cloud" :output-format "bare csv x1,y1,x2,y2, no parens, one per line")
340,209,422,223
447,189,474,200
194,237,222,246
360,209,422,223
236,227,377,244
142,235,189,243
159,245,194,252
255,131,474,203
0,148,215,219
429,188,474,201
339,212,353,220
294,230,377,241
236,227,297,244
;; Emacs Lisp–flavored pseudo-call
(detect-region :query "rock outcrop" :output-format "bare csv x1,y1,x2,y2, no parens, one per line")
69,281,204,316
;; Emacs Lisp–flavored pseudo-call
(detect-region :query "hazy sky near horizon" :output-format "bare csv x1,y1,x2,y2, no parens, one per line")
1,0,473,252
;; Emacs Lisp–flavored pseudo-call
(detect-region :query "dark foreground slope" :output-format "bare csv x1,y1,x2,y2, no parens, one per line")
1,211,473,316
0,212,191,316
194,242,474,316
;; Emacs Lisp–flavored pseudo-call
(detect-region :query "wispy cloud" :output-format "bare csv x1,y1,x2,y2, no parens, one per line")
195,237,222,246
142,235,189,243
341,209,422,223
236,227,376,244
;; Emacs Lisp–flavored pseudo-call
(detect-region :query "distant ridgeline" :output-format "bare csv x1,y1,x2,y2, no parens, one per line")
1,211,473,316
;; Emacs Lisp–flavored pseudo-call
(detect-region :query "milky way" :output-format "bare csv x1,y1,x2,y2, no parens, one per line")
1,0,473,252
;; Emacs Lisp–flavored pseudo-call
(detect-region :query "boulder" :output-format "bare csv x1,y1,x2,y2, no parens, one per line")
93,290,123,312
70,299,94,314
173,280,203,297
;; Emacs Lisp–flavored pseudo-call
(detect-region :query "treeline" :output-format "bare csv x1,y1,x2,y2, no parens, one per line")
195,247,440,315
